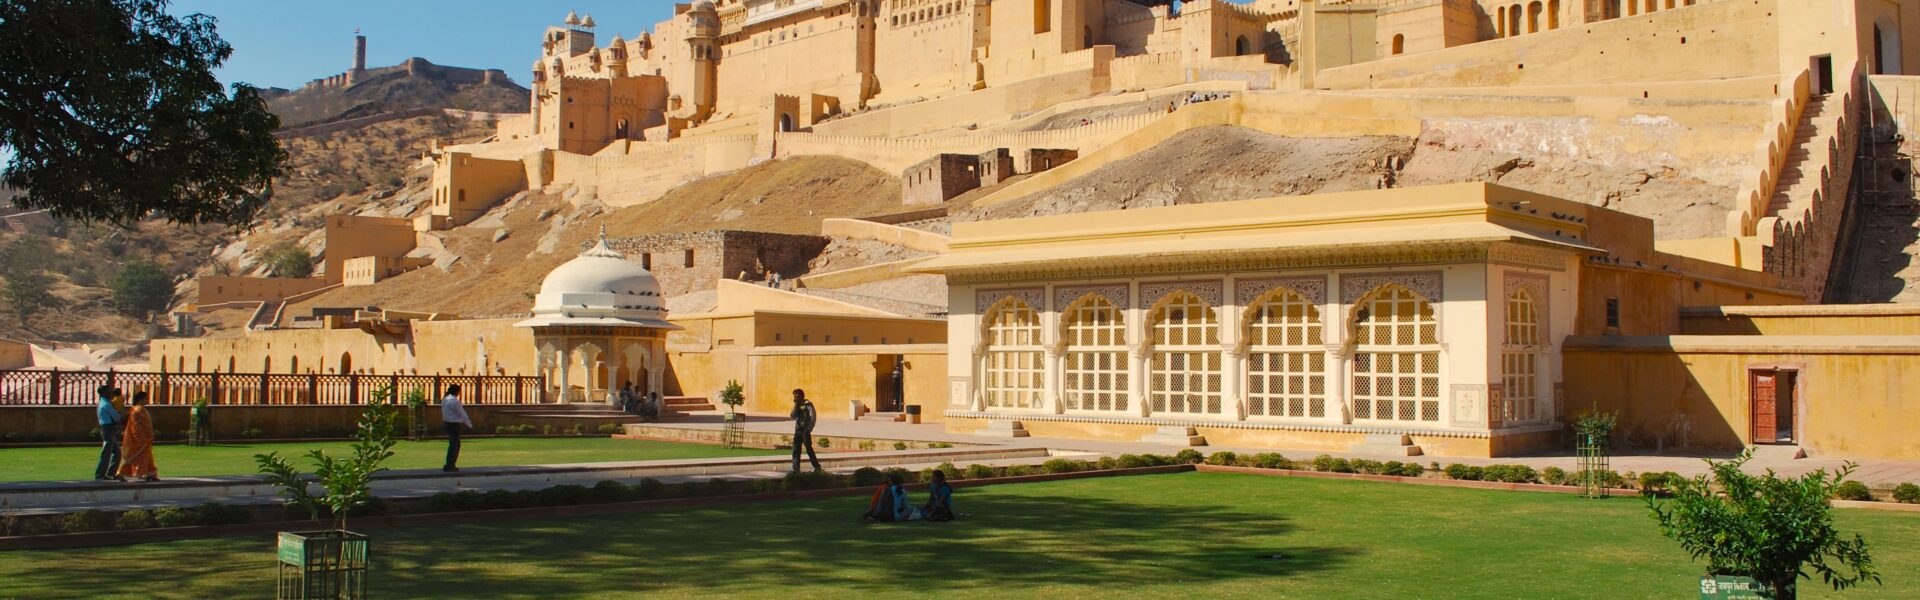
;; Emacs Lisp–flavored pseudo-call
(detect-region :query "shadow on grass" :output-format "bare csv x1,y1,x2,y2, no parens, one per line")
2,481,1362,598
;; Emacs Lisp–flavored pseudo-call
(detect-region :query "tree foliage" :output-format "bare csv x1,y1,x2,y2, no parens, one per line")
1645,452,1879,599
0,237,56,324
263,242,313,278
109,260,172,317
0,0,288,226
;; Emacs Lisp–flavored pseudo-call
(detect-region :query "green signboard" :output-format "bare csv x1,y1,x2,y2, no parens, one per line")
1699,575,1766,599
277,532,306,565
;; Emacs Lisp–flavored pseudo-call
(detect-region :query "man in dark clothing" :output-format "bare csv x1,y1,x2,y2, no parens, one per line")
789,388,821,472
94,386,124,481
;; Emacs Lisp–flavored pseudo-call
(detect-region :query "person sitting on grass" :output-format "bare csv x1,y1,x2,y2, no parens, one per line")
863,473,915,522
922,469,954,522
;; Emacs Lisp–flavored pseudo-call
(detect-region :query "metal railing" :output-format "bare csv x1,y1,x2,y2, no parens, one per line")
0,370,546,406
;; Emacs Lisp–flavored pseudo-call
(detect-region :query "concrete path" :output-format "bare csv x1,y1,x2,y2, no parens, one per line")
666,412,1920,486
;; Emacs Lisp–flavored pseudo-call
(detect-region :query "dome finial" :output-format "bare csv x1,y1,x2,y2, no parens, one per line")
581,225,623,259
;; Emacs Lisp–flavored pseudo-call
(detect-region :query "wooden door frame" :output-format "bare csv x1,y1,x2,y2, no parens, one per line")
1747,363,1804,445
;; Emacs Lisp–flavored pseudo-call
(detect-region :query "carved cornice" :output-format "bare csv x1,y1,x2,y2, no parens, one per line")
1055,283,1130,312
1340,270,1443,303
1236,275,1328,307
1488,242,1570,271
945,242,1491,285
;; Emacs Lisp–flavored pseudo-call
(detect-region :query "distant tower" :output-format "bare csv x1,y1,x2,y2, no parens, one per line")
352,30,367,75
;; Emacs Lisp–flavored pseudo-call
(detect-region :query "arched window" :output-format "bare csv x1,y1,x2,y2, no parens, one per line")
1148,291,1221,415
1235,35,1250,55
1497,7,1507,37
291,356,299,374
982,298,1043,409
264,356,272,373
1508,4,1521,35
1527,1,1542,33
1350,285,1440,423
339,352,353,375
1391,34,1405,55
615,117,631,139
778,113,795,132
1501,289,1542,425
1034,0,1050,33
1062,294,1127,412
1245,288,1325,419
1547,0,1560,29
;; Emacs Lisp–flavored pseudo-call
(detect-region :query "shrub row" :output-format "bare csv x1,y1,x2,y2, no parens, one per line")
490,424,599,436
3,503,261,538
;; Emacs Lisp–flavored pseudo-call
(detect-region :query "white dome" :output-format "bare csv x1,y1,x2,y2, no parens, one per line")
517,233,676,330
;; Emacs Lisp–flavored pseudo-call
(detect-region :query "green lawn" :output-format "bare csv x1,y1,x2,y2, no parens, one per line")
0,438,781,482
2,472,1915,599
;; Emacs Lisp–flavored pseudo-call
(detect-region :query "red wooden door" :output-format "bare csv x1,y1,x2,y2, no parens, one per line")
1751,371,1778,444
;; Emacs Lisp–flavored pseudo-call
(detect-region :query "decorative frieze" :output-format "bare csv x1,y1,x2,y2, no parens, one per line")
975,287,1046,313
1055,283,1130,311
1488,242,1569,271
1340,270,1443,303
1235,275,1328,307
1140,279,1223,308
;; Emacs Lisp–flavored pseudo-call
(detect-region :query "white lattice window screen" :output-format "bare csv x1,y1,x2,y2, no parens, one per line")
1501,290,1540,424
1063,296,1128,412
1350,286,1442,423
1246,290,1327,419
983,300,1042,409
1148,292,1222,415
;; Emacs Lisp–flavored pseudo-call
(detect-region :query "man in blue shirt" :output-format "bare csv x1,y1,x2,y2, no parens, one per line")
94,386,125,481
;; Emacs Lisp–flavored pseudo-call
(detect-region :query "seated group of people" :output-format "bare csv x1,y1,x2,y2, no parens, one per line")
862,470,955,523
615,383,660,421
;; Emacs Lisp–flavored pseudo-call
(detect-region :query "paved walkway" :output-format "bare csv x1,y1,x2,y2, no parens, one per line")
669,412,1920,486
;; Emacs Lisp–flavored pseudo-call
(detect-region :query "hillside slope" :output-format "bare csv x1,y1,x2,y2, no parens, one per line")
261,60,528,127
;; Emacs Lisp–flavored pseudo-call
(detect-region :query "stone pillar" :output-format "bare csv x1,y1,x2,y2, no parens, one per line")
1223,345,1246,420
1328,344,1350,424
972,342,989,412
1043,344,1064,414
649,340,666,397
555,342,572,404
1129,345,1150,417
606,341,623,408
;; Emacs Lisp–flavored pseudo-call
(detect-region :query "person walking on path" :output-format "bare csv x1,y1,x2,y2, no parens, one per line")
93,386,125,481
117,392,159,482
441,384,473,472
789,388,821,473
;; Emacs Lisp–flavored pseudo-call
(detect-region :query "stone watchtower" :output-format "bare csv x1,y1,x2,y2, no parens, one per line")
347,32,367,85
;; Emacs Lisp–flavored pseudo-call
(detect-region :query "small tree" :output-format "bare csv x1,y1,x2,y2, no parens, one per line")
262,242,313,278
109,260,173,318
0,237,56,325
1645,452,1880,599
255,386,400,532
717,379,746,414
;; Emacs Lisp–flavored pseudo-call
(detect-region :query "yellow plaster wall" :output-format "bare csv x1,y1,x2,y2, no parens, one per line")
1564,340,1920,460
432,153,528,225
193,276,331,306
743,348,948,420
322,215,418,284
1679,305,1920,336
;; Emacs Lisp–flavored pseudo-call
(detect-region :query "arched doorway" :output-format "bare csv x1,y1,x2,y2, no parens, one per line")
1235,35,1250,55
777,113,795,132
1391,34,1405,55
615,117,631,139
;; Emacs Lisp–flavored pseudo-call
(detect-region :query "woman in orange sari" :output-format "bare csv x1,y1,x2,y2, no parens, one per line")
117,392,159,482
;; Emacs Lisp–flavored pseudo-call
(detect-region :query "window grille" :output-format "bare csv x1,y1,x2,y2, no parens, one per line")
1148,291,1221,415
1501,290,1541,424
982,299,1042,409
1351,286,1441,423
1063,295,1128,412
1246,289,1326,419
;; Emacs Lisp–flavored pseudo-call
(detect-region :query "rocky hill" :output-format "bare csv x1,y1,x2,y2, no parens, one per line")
258,58,528,128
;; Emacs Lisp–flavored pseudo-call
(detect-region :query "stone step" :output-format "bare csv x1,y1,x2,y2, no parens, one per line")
977,420,1030,438
858,412,907,422
1138,426,1207,447
1749,444,1808,460
1348,433,1423,457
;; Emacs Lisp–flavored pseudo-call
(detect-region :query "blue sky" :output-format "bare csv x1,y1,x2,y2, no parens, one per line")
170,1,678,89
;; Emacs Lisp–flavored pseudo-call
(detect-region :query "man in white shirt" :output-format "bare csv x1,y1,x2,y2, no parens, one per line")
441,384,472,472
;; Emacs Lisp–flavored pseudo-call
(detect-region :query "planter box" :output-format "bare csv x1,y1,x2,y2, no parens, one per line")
277,530,369,600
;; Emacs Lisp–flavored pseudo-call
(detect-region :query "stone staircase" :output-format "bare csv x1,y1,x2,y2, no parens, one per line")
488,404,648,430
1139,426,1208,446
1348,433,1424,457
661,396,716,416
858,411,907,423
1767,94,1838,217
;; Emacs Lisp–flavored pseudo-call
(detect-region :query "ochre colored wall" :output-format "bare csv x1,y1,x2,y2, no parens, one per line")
193,276,331,306
1565,342,1920,460
743,349,948,421
322,215,417,284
